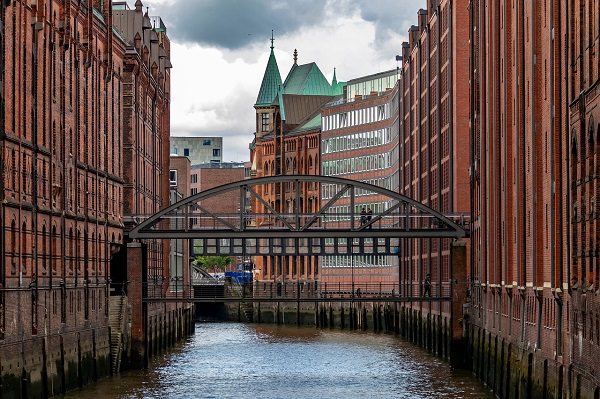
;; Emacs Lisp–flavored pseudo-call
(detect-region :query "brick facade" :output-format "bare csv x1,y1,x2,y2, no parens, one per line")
0,0,126,394
0,0,184,393
568,0,600,394
1,0,124,346
252,126,321,283
398,1,471,318
469,0,579,396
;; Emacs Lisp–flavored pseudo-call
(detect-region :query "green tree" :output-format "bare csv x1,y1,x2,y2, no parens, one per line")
194,255,232,273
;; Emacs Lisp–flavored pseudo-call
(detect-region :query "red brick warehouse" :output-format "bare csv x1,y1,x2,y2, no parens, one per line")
469,0,574,396
397,0,471,324
0,0,188,395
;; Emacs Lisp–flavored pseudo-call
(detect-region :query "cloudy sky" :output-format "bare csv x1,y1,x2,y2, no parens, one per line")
142,0,426,162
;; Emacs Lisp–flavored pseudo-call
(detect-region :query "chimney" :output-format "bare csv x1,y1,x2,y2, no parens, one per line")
418,9,428,34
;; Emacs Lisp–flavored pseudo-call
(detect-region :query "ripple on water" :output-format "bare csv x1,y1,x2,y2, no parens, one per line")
64,322,492,399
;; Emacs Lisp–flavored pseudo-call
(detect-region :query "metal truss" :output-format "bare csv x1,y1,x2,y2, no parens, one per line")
128,175,469,256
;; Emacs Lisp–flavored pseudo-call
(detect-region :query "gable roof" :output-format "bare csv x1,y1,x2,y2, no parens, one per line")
282,62,334,96
255,47,282,106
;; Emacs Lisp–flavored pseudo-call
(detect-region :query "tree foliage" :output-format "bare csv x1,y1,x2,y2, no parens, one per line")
194,255,232,272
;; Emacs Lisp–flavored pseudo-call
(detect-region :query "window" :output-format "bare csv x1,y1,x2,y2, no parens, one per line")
261,113,270,132
213,148,221,157
191,188,198,195
173,147,178,154
184,148,190,156
169,170,177,186
203,139,211,145
191,174,198,183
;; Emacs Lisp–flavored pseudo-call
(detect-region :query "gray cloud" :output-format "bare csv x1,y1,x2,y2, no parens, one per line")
353,0,427,45
150,0,426,50
157,0,329,49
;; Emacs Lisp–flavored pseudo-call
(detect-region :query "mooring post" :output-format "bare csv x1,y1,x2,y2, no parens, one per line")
450,240,468,369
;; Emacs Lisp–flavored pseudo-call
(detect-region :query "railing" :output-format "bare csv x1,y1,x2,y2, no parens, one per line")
127,212,471,231
140,281,452,302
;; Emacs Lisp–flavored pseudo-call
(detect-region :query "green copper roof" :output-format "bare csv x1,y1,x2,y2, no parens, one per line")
282,62,333,96
255,47,282,106
290,112,321,134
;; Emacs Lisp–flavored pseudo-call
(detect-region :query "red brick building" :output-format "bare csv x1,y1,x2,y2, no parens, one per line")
0,0,184,394
0,0,127,394
568,0,600,395
250,45,338,286
469,0,572,396
398,2,471,318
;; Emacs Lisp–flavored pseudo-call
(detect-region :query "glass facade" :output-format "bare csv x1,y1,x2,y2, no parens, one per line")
346,72,398,101
320,79,400,271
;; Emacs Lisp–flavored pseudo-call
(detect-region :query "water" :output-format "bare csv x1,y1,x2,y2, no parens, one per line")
65,323,492,399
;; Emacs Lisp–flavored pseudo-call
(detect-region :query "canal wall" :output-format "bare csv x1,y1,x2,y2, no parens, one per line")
466,286,600,399
228,300,454,360
0,327,111,398
0,303,194,399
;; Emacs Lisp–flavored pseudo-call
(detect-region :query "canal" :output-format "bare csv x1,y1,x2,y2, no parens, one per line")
65,323,491,398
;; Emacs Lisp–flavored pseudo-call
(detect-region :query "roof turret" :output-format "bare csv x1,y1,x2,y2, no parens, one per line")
255,31,283,107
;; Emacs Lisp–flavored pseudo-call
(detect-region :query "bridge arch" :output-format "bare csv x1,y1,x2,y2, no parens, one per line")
128,175,469,244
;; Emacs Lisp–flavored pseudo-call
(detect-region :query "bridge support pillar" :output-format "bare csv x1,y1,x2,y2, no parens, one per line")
450,240,469,369
127,242,147,369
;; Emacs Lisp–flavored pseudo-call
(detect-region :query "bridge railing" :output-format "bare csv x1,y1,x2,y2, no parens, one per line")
140,280,452,302
128,212,471,232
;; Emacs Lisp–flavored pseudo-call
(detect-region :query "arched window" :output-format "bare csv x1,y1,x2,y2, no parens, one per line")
589,116,595,145
308,156,313,168
264,162,269,175
572,129,578,155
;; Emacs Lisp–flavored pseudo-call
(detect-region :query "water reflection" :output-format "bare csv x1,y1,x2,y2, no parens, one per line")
64,323,491,399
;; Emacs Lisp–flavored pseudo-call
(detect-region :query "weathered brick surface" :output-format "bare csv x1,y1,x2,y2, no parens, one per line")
0,0,188,393
251,99,321,283
469,0,600,397
395,1,471,321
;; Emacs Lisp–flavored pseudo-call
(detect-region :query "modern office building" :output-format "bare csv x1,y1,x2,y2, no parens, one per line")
320,69,401,287
170,136,223,164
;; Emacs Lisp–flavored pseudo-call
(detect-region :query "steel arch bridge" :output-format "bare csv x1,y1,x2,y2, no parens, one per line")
128,175,469,257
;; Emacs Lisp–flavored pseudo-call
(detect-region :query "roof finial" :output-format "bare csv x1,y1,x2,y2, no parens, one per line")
270,30,274,50
293,49,298,65
332,67,337,85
